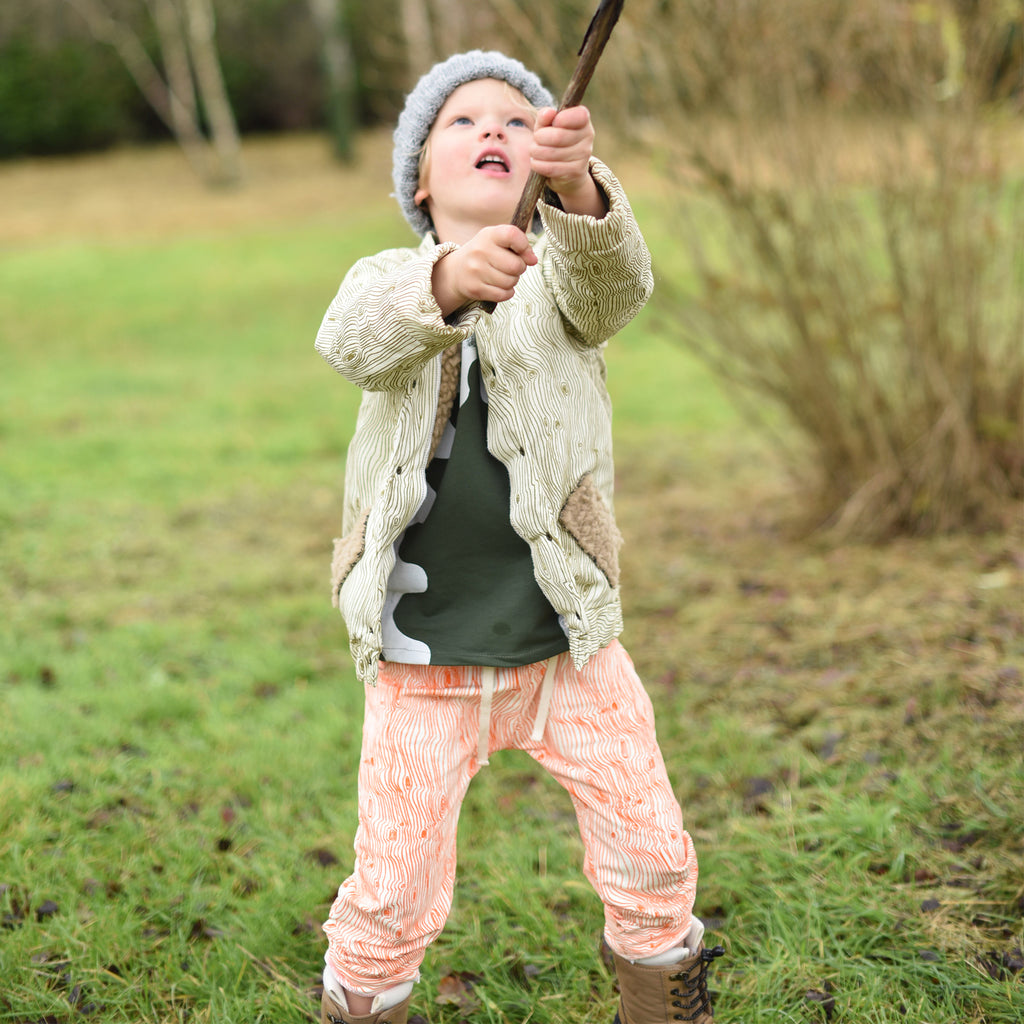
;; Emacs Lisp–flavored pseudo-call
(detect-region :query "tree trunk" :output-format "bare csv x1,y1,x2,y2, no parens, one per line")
400,0,435,80
431,0,462,55
181,0,243,185
308,0,358,162
143,0,209,176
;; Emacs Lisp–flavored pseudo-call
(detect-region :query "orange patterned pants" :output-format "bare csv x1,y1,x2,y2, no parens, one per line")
323,640,698,993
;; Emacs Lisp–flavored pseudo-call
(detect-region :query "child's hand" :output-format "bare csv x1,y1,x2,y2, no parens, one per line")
531,106,606,218
432,225,538,314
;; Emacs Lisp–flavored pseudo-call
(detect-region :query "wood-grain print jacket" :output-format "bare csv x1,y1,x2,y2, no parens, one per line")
315,159,653,685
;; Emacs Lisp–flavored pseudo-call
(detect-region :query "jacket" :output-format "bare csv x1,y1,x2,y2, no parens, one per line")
315,159,654,684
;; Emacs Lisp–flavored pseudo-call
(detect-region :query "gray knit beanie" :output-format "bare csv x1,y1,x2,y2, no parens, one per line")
392,50,555,237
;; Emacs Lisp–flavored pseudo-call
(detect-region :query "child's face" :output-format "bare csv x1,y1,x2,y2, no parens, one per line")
414,79,537,243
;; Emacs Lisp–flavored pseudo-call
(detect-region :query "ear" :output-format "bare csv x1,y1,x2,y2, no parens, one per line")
414,187,430,208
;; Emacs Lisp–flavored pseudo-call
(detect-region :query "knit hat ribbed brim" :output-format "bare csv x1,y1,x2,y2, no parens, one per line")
392,50,555,236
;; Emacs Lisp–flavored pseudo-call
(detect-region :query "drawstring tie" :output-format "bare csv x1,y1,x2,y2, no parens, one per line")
531,657,558,742
477,667,497,767
476,657,559,767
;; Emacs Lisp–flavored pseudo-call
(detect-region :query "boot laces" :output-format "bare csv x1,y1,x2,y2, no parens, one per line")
669,945,725,1021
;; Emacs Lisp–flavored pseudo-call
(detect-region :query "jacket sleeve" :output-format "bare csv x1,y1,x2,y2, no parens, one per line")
314,240,481,391
537,158,654,347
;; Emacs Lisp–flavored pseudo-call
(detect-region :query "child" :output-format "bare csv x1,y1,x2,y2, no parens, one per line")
314,50,723,1024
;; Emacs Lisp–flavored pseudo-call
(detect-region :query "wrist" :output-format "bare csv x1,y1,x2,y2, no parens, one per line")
431,249,469,319
551,171,607,219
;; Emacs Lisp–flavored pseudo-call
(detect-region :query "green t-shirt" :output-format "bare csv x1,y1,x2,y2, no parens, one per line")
381,336,569,667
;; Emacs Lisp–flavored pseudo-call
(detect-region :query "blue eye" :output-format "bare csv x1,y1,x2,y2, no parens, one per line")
509,117,529,128
452,116,472,126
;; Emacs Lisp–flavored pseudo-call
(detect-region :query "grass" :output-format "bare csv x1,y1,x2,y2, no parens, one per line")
1,134,1022,1024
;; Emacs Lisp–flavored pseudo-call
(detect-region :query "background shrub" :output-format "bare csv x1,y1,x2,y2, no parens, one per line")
599,0,1024,538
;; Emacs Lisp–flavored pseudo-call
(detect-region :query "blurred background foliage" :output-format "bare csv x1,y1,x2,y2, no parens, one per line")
2,0,1020,159
2,0,1022,539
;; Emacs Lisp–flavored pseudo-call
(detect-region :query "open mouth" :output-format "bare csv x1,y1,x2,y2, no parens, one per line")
475,153,510,173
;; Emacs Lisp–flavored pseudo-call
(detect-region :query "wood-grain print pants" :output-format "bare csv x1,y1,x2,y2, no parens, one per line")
322,640,698,994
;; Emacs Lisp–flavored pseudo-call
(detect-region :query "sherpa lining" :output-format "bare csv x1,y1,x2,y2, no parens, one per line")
430,342,461,460
559,473,623,588
330,507,370,607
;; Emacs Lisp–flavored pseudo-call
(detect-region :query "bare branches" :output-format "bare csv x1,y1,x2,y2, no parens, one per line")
65,0,176,129
625,0,1023,537
63,0,242,185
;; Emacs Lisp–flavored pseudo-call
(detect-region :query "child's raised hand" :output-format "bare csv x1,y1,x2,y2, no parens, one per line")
432,224,538,315
531,106,606,218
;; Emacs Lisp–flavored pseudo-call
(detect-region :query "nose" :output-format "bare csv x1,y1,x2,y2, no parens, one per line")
480,122,506,141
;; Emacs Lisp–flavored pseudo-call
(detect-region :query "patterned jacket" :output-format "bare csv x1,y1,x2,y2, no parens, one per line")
315,159,653,684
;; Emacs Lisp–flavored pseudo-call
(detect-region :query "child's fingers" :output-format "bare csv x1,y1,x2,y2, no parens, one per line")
530,140,593,187
451,227,537,303
534,106,590,133
490,225,537,265
550,105,591,130
531,106,594,167
534,107,558,130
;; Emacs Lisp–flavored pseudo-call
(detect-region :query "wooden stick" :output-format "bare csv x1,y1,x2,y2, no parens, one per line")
481,0,625,312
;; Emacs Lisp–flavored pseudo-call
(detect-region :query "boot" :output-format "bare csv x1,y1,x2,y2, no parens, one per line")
611,943,725,1024
320,989,412,1024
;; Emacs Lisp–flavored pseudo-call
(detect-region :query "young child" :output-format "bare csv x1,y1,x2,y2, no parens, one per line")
314,50,723,1024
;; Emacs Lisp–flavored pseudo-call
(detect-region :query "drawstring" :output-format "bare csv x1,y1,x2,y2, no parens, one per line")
477,658,559,767
477,667,496,766
530,657,558,743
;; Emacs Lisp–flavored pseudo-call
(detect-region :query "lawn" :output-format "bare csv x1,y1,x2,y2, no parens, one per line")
1,134,1021,1023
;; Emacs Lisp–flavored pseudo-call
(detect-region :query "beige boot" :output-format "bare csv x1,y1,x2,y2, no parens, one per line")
319,973,413,1024
611,943,725,1023
320,989,412,1024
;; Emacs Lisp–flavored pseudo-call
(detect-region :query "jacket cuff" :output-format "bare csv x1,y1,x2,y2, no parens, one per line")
537,158,632,253
417,236,484,333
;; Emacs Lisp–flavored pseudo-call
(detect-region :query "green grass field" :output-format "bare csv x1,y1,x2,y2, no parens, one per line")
1,137,1021,1023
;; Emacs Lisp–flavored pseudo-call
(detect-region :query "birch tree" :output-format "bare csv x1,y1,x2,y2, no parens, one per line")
399,0,436,78
64,0,243,185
